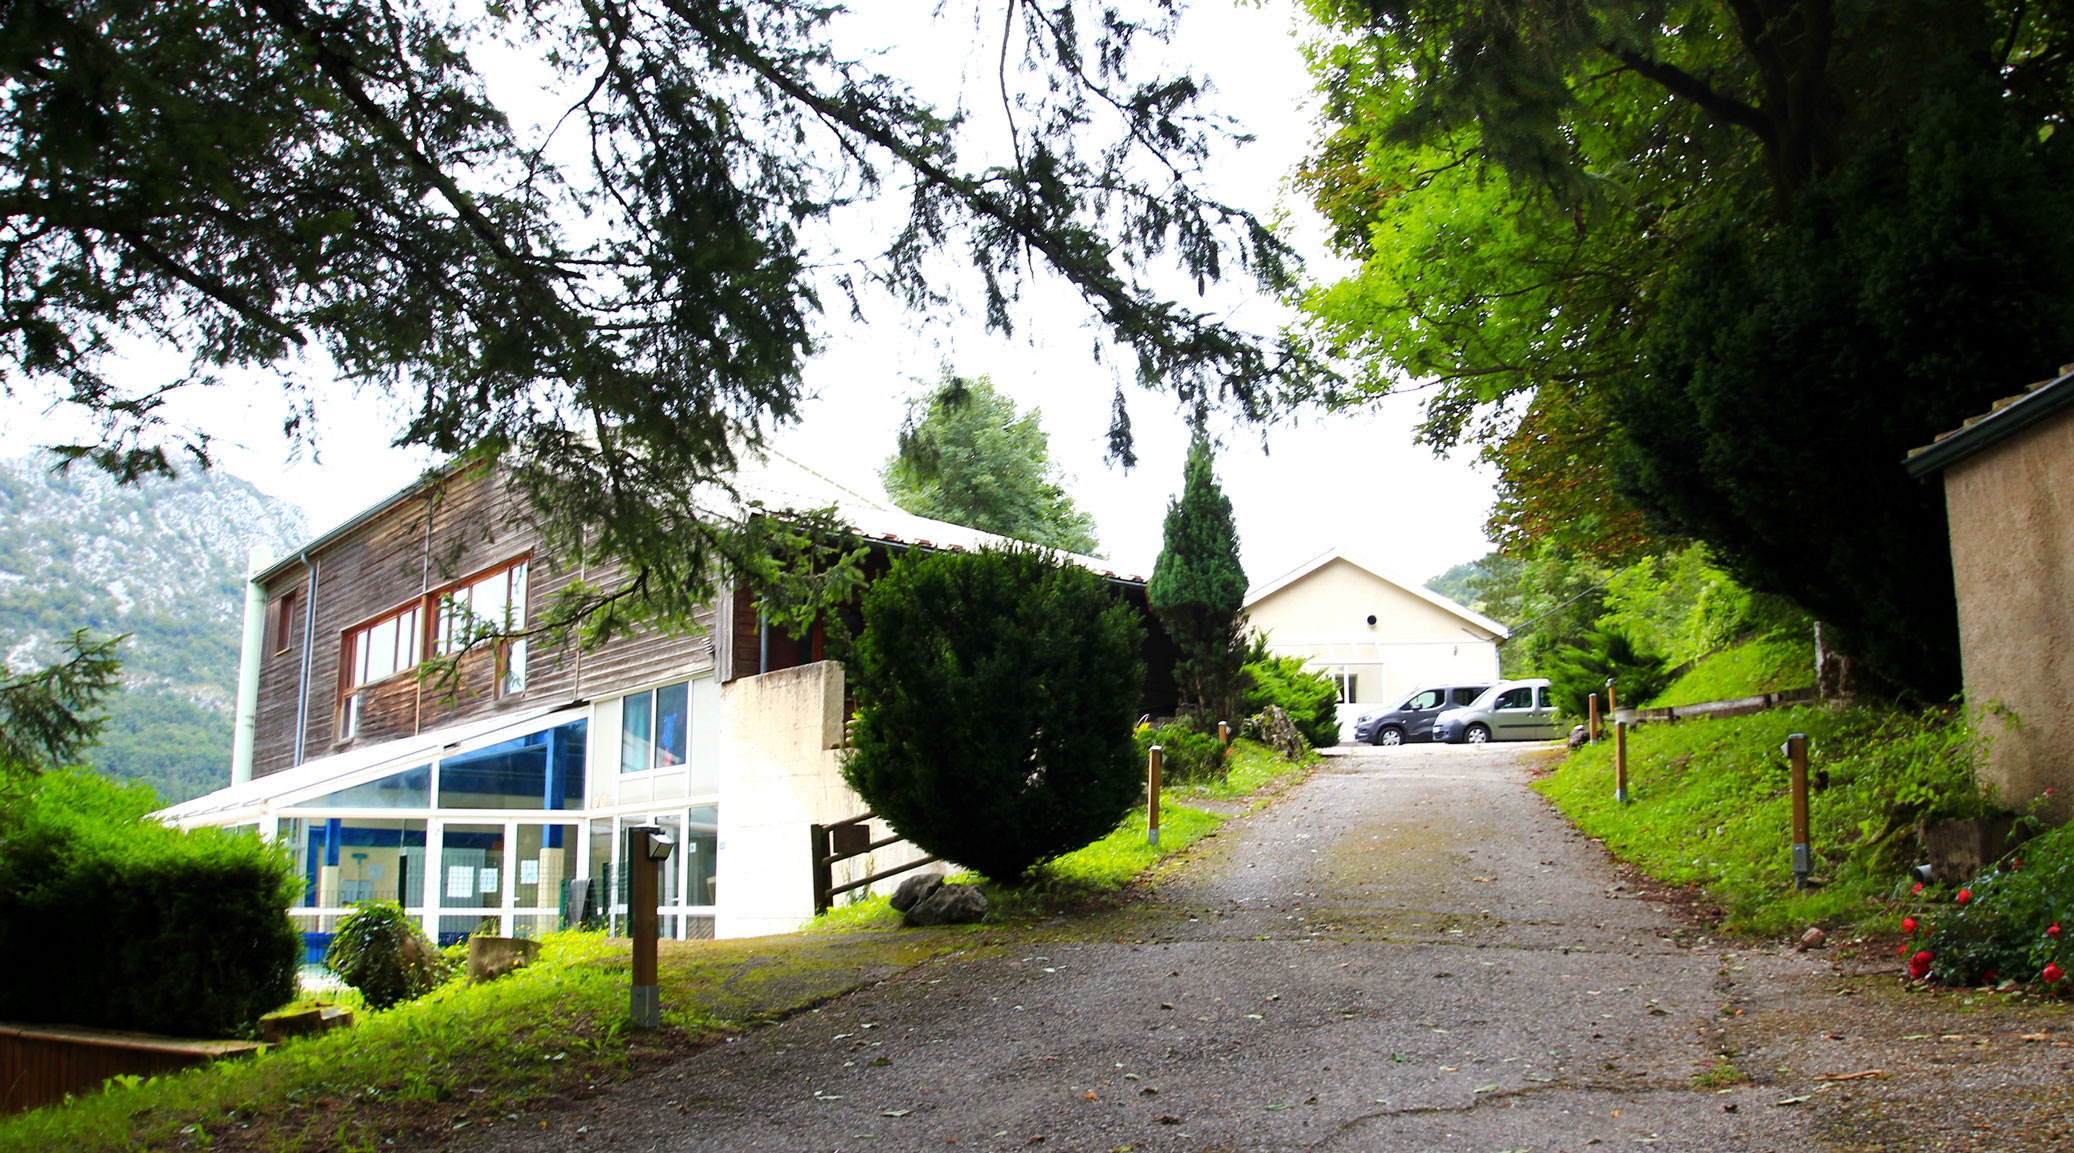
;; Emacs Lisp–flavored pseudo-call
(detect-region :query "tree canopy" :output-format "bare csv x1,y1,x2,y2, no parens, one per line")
1147,434,1248,720
881,374,1100,554
1297,0,2074,697
0,630,121,789
2,0,1324,645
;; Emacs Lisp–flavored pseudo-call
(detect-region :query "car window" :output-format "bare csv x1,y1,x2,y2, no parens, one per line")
1452,687,1484,706
1536,686,1553,709
1495,686,1534,710
1403,689,1444,710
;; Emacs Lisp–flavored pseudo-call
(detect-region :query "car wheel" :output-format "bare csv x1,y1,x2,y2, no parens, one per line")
1376,726,1404,747
1465,723,1492,744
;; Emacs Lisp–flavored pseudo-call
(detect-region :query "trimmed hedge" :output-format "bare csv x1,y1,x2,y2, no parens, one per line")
1134,722,1227,784
0,771,300,1037
1240,656,1339,749
843,546,1145,881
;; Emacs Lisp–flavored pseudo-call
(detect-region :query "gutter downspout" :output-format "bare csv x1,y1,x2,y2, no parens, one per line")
292,552,318,766
229,545,274,786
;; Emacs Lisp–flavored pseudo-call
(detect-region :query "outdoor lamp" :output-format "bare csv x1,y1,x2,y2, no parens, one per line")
644,831,676,862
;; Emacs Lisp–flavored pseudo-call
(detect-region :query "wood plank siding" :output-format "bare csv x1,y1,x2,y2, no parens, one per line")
249,467,714,779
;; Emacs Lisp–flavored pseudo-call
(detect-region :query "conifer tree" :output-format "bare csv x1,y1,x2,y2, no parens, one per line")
1147,436,1247,723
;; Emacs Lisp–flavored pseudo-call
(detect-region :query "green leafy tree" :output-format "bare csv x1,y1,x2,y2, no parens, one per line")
1147,436,1248,722
1298,0,2074,697
4,0,1329,733
0,630,123,789
882,374,1100,554
842,547,1144,881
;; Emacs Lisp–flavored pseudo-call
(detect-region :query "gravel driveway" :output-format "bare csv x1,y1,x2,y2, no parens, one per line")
452,741,2072,1152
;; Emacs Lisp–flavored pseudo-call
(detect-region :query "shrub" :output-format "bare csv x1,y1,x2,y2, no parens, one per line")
326,901,452,1010
1133,722,1227,784
1544,625,1669,718
1239,655,1338,748
0,770,300,1037
843,546,1145,881
1914,819,2073,989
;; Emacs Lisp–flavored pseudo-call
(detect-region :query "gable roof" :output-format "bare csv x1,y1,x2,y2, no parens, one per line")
1906,365,2074,477
1244,547,1510,640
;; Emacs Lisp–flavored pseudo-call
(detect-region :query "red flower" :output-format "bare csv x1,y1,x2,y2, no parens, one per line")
1956,889,1972,904
2046,963,2065,985
1897,942,1909,956
2050,923,2062,939
1911,882,1925,895
1909,951,1934,981
1902,917,1919,935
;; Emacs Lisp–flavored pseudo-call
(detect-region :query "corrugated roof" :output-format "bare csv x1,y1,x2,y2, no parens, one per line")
1906,365,2074,477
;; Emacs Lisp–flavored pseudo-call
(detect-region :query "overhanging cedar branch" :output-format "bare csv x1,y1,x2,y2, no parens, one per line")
1601,44,1777,148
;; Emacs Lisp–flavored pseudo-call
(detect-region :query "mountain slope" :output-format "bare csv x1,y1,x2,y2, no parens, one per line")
0,454,308,801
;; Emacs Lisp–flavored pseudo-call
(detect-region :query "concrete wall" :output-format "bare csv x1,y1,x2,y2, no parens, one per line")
1941,403,2074,823
712,661,929,938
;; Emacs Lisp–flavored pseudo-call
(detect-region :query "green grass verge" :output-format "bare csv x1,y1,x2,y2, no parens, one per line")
1648,630,1815,708
1534,703,1986,936
0,930,958,1152
1174,736,1314,801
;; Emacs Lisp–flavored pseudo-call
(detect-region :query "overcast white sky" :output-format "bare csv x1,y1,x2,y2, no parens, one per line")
0,1,1496,590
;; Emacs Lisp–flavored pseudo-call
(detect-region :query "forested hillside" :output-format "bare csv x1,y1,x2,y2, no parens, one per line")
0,454,308,801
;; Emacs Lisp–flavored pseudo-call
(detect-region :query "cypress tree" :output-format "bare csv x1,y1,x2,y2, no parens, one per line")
1148,436,1248,722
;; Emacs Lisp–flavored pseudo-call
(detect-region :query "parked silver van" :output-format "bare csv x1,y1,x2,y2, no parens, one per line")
1351,683,1496,745
1431,678,1562,743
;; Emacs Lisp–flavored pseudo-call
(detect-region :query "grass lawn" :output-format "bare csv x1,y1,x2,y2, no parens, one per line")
1534,702,1985,937
1648,629,1815,708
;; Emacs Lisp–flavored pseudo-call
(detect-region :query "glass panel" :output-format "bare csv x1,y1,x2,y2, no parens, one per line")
654,682,689,767
620,691,653,774
297,764,432,810
472,571,508,632
1497,687,1533,710
503,638,528,695
509,562,528,621
655,813,685,908
438,914,502,948
685,804,717,908
1537,686,1554,709
1406,689,1443,710
437,720,587,809
298,819,427,909
514,823,579,910
437,822,504,945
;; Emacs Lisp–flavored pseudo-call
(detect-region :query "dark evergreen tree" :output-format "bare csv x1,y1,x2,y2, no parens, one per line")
1147,437,1248,722
842,547,1144,881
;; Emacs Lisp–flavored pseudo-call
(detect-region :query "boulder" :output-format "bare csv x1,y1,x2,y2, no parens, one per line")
889,871,945,912
466,935,542,983
905,883,988,926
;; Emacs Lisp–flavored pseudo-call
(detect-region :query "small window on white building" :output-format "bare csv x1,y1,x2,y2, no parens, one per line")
620,681,690,773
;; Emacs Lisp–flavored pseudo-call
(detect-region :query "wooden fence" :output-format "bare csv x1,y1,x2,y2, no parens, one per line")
2,1022,261,1114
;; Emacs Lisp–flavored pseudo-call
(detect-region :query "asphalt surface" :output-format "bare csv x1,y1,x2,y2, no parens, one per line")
465,741,1851,1152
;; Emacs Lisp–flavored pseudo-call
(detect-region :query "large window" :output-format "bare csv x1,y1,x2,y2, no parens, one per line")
436,719,587,810
620,681,689,773
437,560,529,696
340,604,423,738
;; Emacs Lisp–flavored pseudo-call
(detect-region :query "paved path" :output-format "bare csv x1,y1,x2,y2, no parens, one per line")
472,743,1852,1151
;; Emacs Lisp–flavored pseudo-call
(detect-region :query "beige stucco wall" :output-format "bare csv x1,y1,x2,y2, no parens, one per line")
713,661,928,937
1247,558,1503,717
1941,404,2074,823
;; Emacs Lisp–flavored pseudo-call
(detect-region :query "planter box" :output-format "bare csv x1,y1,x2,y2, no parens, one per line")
1,1022,262,1115
1919,816,2019,881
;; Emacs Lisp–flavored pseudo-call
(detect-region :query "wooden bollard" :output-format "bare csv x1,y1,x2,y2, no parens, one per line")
1614,721,1629,804
1785,733,1811,889
1147,745,1163,847
1587,693,1600,743
1217,720,1230,745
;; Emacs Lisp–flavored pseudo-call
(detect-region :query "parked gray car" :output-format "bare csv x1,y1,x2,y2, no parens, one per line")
1431,678,1563,743
1352,683,1496,745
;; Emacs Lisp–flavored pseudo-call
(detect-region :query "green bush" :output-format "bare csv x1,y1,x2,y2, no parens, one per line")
1133,722,1226,784
1914,820,2073,989
1544,625,1669,718
1239,655,1339,748
843,546,1145,881
0,770,300,1037
326,901,452,1010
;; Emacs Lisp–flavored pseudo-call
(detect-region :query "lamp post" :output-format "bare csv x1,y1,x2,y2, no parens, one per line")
625,823,675,1028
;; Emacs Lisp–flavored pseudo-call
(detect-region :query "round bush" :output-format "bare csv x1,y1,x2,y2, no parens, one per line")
842,546,1145,881
326,901,451,1009
1914,821,2073,989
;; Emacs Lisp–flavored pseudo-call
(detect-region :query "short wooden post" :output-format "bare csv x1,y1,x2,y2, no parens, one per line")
1614,721,1629,804
1147,746,1163,847
1605,678,1619,717
1587,693,1600,743
1217,720,1230,745
627,825,662,1027
1786,733,1811,889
